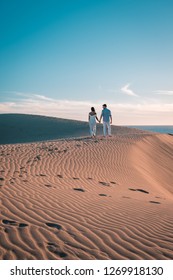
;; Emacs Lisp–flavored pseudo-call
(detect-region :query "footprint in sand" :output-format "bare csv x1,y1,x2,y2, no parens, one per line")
110,181,116,185
46,223,62,230
47,243,67,258
73,188,85,192
73,177,80,180
45,184,52,187
35,155,41,160
87,177,92,180
2,220,17,226
57,174,63,178
9,180,14,184
18,223,28,228
149,201,161,204
99,181,110,186
99,194,107,197
2,220,28,228
129,188,149,194
136,189,149,194
47,242,56,246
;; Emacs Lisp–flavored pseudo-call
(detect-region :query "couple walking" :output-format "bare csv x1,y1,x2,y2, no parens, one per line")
88,104,112,137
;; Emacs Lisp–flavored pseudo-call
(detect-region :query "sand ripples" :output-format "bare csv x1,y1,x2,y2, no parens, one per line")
1,133,173,259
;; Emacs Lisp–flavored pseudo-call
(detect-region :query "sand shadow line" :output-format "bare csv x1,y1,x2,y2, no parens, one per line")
129,188,149,194
149,201,161,204
73,188,85,192
99,181,110,186
46,223,62,230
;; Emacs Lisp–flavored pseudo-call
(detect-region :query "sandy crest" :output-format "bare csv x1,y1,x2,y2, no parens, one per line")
0,132,173,260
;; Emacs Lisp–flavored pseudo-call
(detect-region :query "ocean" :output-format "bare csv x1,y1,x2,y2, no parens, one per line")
127,126,173,134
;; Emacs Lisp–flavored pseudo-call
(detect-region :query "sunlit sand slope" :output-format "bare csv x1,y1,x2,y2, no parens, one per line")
0,118,173,259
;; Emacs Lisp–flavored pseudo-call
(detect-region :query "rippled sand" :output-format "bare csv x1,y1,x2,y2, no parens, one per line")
0,115,173,259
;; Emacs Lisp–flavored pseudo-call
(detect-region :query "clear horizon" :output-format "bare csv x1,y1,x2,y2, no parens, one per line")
0,0,173,125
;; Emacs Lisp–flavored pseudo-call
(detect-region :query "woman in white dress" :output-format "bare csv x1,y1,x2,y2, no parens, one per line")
88,107,100,137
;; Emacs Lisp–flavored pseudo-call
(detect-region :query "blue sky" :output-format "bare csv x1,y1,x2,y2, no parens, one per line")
0,0,173,124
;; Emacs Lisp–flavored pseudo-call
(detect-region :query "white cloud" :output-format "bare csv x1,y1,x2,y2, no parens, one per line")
154,90,173,96
34,94,55,101
15,92,55,101
121,83,138,97
110,102,173,112
0,91,56,101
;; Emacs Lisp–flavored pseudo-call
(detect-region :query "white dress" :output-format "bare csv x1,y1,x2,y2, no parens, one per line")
89,114,97,136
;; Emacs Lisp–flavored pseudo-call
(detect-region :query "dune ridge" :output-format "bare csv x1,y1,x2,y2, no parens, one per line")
0,116,173,260
0,113,149,144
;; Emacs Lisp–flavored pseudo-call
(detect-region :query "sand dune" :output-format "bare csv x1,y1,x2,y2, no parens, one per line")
0,114,173,259
0,113,142,144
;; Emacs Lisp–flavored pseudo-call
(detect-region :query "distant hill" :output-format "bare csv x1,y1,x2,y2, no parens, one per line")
0,113,142,144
